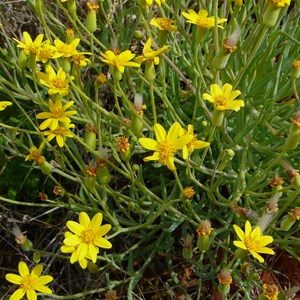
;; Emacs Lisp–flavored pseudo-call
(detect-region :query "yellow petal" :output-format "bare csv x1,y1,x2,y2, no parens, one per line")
154,123,166,143
79,212,90,228
9,288,25,300
139,138,158,150
18,261,29,277
5,274,22,284
66,220,84,235
90,212,103,229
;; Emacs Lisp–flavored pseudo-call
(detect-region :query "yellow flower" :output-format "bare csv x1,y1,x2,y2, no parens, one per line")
145,0,165,7
266,0,290,8
5,261,53,300
36,99,77,130
150,18,177,32
138,122,193,171
37,65,74,96
135,38,170,65
182,9,227,29
25,145,45,165
13,31,44,55
0,101,12,111
43,123,75,147
262,283,279,300
36,41,62,63
202,83,245,112
101,50,140,74
73,52,91,67
61,212,112,267
54,38,80,57
180,124,210,159
233,221,275,263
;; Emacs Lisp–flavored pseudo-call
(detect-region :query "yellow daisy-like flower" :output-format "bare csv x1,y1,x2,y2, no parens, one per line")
266,0,290,8
202,83,245,112
5,261,53,300
61,212,112,267
36,41,62,63
180,124,210,159
43,123,75,147
25,145,46,165
13,31,44,55
36,99,77,130
101,50,140,74
182,9,227,29
233,221,275,263
145,0,165,7
37,65,74,96
0,101,12,111
135,38,170,65
150,18,177,32
138,122,193,171
262,283,279,300
54,38,80,57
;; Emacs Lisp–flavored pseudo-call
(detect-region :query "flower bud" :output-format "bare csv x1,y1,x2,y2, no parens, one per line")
196,220,213,252
33,251,41,263
85,164,98,190
97,162,111,185
212,110,225,127
145,61,156,81
181,234,193,259
17,50,28,68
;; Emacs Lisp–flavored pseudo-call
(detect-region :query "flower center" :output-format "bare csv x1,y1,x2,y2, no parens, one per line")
21,276,37,291
53,78,66,89
244,236,260,251
81,228,96,244
158,141,175,164
215,96,228,106
197,17,213,28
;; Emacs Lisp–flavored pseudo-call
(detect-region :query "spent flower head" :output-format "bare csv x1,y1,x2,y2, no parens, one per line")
61,212,112,268
36,99,77,130
182,9,227,29
233,220,275,263
5,261,53,300
202,83,245,112
262,283,279,300
138,122,193,171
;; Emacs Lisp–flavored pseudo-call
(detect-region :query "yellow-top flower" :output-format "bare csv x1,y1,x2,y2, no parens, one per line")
266,0,290,8
180,124,210,159
138,122,193,171
135,38,170,65
36,41,62,63
54,38,80,57
61,212,112,268
36,99,77,130
182,9,227,29
0,101,12,111
13,31,44,55
37,65,74,96
25,145,46,165
101,50,140,74
145,0,165,7
150,18,177,32
233,221,275,263
262,283,279,300
5,261,53,300
202,83,244,112
43,123,75,147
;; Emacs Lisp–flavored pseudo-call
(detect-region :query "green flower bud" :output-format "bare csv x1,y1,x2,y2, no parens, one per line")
21,238,33,252
61,58,71,73
196,235,210,253
33,251,41,263
182,247,193,260
87,261,99,273
85,124,98,151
